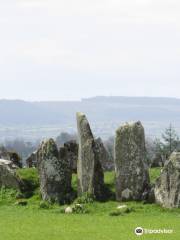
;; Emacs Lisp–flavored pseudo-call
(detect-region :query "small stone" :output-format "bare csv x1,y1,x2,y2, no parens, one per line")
121,189,133,201
117,205,128,209
65,207,73,214
15,200,28,206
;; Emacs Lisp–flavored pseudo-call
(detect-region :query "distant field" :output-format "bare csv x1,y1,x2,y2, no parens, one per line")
0,168,179,240
0,122,172,142
1,97,180,141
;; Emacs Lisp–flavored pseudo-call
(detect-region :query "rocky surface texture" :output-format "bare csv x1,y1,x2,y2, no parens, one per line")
63,141,78,173
26,141,78,171
76,112,105,200
37,139,72,203
115,121,150,201
63,139,112,173
0,146,10,160
0,159,20,189
155,152,180,208
59,145,72,188
26,151,37,168
0,146,22,168
95,138,114,171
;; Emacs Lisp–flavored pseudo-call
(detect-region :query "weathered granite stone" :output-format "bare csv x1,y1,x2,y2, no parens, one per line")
93,140,106,200
27,141,78,171
62,139,111,173
76,112,105,200
63,141,78,173
155,152,180,208
151,153,164,168
0,159,20,189
37,139,72,203
0,146,22,168
121,188,133,200
8,152,22,168
26,151,37,168
0,146,10,160
115,121,150,201
59,146,72,188
95,138,114,171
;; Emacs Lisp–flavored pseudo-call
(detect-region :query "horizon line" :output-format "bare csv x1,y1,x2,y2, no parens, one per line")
0,95,180,102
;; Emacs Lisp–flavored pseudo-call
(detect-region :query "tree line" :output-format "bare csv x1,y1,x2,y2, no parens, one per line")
1,125,179,168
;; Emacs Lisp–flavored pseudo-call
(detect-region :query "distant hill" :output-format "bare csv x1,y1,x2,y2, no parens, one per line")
0,97,180,141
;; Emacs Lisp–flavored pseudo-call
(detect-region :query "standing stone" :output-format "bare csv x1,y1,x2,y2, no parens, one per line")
59,145,72,188
0,146,10,160
115,121,150,201
76,112,105,200
26,151,37,168
37,139,72,203
63,141,78,173
0,159,21,189
151,153,164,168
155,152,180,208
95,138,114,171
0,146,22,168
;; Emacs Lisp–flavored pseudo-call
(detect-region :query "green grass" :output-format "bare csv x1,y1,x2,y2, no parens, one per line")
16,168,39,190
0,168,179,240
16,168,39,198
0,188,18,206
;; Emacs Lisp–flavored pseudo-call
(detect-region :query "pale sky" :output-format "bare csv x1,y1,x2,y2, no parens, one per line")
0,0,180,101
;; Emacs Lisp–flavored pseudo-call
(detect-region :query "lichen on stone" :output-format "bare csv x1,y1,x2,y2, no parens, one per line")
115,121,150,201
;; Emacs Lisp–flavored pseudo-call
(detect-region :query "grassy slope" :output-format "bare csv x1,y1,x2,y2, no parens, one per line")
0,168,179,240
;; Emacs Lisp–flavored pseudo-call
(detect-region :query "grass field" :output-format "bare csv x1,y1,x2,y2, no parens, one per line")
0,168,179,240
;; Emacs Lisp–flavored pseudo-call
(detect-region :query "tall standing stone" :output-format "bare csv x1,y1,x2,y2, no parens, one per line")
115,121,150,201
76,112,105,200
155,152,180,208
37,139,72,203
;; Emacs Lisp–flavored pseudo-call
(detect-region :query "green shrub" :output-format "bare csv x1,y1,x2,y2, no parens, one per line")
16,168,39,197
39,201,52,209
150,167,162,184
15,200,28,206
72,204,89,214
75,193,94,204
62,204,89,214
15,192,26,199
0,187,18,205
72,174,78,191
104,172,116,193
